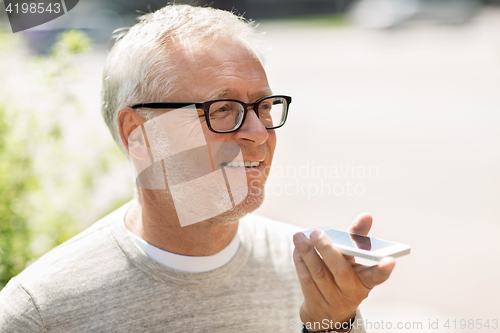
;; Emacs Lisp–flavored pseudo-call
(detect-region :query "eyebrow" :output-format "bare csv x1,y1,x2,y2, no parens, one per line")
209,88,273,101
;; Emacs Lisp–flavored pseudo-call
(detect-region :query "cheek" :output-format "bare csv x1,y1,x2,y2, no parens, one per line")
267,130,277,160
202,126,226,144
201,128,233,162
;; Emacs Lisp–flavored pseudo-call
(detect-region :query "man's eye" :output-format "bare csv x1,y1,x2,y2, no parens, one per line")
214,106,229,113
210,104,232,117
259,103,272,112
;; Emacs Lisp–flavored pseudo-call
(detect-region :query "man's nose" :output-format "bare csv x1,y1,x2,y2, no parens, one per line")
234,108,268,144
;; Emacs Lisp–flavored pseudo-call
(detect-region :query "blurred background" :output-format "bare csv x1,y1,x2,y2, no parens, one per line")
1,0,499,332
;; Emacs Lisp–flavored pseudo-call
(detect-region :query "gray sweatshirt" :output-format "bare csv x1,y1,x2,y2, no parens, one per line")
0,204,365,332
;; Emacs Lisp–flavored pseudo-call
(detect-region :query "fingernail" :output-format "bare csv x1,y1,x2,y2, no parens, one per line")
310,230,323,241
293,232,306,244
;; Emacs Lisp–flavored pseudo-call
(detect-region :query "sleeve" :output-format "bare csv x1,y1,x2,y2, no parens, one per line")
0,279,47,333
302,309,366,333
350,308,366,333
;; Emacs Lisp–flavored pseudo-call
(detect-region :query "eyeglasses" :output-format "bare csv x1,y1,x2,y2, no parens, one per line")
131,95,291,134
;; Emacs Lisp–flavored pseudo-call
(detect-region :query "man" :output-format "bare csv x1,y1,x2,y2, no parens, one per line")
0,5,394,332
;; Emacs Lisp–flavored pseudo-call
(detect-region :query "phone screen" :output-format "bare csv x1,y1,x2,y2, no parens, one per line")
323,229,396,251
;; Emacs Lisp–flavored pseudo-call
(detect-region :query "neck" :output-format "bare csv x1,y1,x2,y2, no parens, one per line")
125,196,239,256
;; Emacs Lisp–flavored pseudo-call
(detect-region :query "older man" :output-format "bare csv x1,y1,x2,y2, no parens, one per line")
0,5,394,332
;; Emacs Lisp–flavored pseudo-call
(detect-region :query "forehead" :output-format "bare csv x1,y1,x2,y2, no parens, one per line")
168,38,272,102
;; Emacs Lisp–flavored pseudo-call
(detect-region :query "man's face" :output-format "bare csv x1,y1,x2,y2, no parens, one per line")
135,38,276,224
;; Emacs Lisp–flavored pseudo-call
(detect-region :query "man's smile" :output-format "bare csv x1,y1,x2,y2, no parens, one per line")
222,161,261,168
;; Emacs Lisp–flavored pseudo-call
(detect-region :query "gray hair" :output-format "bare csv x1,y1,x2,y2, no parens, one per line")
101,4,263,153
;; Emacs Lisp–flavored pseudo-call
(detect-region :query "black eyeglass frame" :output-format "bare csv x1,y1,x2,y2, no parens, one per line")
131,95,291,134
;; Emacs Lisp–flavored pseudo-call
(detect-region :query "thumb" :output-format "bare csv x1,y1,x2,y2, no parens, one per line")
348,213,373,236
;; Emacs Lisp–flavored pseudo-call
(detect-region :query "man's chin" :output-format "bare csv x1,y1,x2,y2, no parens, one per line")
141,183,266,227
203,185,265,226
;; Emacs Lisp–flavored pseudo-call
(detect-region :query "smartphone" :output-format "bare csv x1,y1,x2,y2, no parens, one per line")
302,227,410,261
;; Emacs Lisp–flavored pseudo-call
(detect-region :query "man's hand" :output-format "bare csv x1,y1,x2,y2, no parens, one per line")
293,213,395,331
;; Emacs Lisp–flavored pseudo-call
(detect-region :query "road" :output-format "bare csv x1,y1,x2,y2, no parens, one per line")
256,10,500,332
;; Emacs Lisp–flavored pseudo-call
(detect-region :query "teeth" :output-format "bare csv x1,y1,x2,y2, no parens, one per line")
223,161,261,168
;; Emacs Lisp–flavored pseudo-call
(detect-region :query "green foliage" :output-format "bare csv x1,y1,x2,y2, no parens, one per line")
266,13,348,27
0,104,37,286
0,30,127,289
34,30,94,113
53,30,93,55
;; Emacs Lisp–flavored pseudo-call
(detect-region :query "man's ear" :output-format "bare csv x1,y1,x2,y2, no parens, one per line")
118,107,149,160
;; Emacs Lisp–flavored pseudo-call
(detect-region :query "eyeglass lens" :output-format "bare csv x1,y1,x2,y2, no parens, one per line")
208,96,287,132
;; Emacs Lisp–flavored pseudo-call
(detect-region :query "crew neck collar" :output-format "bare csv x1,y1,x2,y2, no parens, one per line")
126,228,241,273
110,203,254,290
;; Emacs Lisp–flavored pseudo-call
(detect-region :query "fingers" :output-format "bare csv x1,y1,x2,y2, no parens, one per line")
296,229,394,293
348,213,372,235
355,256,396,289
293,232,338,304
292,247,325,305
346,212,395,289
309,230,369,298
293,228,395,327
